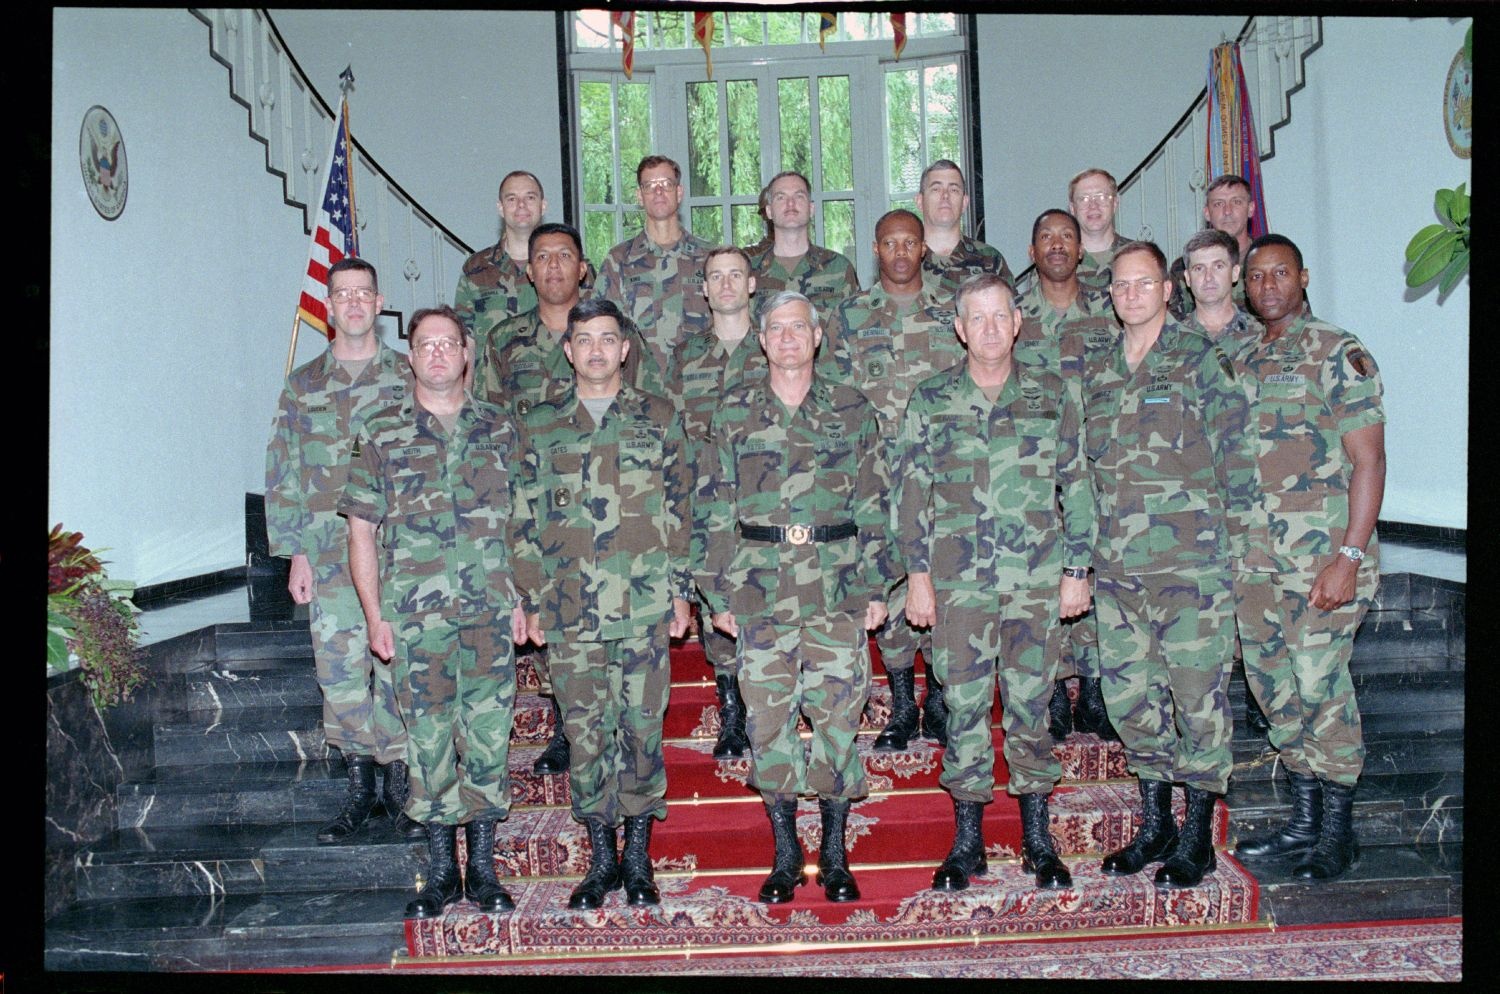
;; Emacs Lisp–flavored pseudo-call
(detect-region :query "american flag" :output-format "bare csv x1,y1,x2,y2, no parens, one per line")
296,98,359,340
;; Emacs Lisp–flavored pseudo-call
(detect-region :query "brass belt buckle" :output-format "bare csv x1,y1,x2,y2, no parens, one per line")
786,524,811,545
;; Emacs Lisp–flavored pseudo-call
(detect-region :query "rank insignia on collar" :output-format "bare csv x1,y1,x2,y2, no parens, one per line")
554,488,572,508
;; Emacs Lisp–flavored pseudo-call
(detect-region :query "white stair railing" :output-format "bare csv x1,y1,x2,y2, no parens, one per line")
191,8,471,326
1115,15,1322,254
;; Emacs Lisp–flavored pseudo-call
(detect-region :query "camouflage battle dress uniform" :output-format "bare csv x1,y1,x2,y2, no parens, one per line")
922,234,1015,300
824,274,963,707
1014,281,1117,690
265,344,409,765
339,393,521,826
1077,232,1133,293
893,362,1093,799
1184,303,1261,346
454,241,596,344
1081,319,1256,794
512,383,693,827
668,328,769,679
594,230,713,381
694,376,895,802
1168,257,1250,323
1230,312,1384,787
745,242,860,322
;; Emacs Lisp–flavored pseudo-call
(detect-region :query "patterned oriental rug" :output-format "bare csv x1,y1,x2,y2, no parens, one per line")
404,635,1265,960
390,919,1462,980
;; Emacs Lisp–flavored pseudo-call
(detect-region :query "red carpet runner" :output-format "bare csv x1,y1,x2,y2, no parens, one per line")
406,637,1260,959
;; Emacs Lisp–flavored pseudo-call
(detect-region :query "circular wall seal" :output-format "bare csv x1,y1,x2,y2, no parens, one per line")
79,106,128,220
1444,47,1472,160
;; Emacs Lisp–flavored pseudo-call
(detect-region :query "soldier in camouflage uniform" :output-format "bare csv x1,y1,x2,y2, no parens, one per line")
593,155,713,379
512,297,693,910
478,222,655,778
1168,175,1257,320
341,306,528,920
1231,235,1386,882
1068,168,1131,291
453,170,595,348
825,209,963,753
668,245,769,759
1176,228,1270,738
1083,242,1257,889
264,257,419,844
915,159,1015,296
895,273,1095,892
745,170,860,322
695,290,896,904
1016,209,1122,745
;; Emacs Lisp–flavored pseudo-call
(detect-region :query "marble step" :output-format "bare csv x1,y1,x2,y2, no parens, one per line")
43,889,408,971
152,705,329,766
1229,727,1463,782
1225,769,1463,849
1250,840,1462,925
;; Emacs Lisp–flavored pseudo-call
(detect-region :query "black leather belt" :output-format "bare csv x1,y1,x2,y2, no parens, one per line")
738,521,858,545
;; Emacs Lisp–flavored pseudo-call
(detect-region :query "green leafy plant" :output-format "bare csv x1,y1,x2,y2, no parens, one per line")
1405,182,1470,295
47,524,146,710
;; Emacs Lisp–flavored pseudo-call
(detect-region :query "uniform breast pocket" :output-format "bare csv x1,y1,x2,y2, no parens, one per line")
1257,378,1315,440
814,439,855,479
735,447,780,493
388,445,442,515
1143,489,1220,558
1083,390,1117,462
1015,414,1059,484
625,277,657,320
619,436,665,517
1135,389,1186,450
546,450,586,516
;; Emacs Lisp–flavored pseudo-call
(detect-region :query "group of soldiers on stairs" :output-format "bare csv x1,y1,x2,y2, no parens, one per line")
265,157,1385,919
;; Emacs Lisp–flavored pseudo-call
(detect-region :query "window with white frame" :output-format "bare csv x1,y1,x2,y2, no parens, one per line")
568,10,971,284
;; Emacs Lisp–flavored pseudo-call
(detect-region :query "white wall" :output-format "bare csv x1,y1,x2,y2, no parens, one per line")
976,13,1246,268
268,9,567,252
52,9,323,584
1258,17,1468,529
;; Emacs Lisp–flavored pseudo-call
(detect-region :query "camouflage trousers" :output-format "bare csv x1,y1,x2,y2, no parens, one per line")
738,615,872,804
310,556,406,763
1050,608,1100,681
876,579,935,675
932,590,1062,801
519,642,552,696
391,611,516,826
549,627,671,825
1234,560,1375,786
698,593,738,678
1095,568,1237,793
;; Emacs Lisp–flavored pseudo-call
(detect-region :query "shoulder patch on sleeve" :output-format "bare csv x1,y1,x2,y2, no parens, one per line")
1346,347,1372,377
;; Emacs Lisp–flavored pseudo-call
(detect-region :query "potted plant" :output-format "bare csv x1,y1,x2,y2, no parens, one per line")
47,524,147,710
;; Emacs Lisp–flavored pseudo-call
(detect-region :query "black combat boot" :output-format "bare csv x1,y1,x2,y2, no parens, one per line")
932,798,987,891
1020,792,1073,889
1047,680,1073,741
1243,671,1271,736
920,669,949,746
874,667,920,751
567,819,622,910
533,696,571,775
462,819,515,912
1292,780,1360,880
1156,786,1220,888
815,797,860,902
712,674,750,759
380,759,427,840
620,813,660,905
1075,677,1120,741
758,799,806,903
317,754,379,844
404,822,462,918
1101,778,1179,875
1235,771,1322,859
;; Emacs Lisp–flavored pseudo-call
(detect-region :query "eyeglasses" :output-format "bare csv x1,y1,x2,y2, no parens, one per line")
1110,278,1162,296
330,287,378,303
1073,192,1114,206
640,178,678,192
412,339,464,358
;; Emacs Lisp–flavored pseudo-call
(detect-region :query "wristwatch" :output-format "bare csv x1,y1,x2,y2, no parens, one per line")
1062,566,1089,580
1337,545,1366,563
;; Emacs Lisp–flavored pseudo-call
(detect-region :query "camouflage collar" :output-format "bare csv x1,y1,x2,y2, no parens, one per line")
317,339,402,384
867,270,944,312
